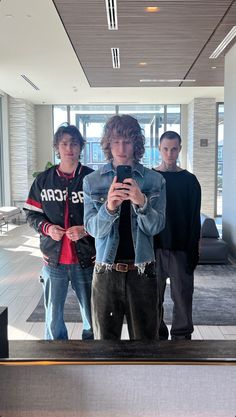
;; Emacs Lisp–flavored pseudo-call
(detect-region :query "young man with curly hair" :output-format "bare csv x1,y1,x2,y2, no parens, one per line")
83,115,166,340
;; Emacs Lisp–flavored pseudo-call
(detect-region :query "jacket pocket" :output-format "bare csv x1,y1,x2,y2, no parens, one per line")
91,192,107,209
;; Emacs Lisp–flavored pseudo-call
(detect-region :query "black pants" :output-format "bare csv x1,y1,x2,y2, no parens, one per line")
156,249,194,340
92,263,159,340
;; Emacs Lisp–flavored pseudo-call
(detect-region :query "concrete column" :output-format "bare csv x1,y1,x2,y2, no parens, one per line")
180,104,188,169
187,98,217,217
8,97,36,204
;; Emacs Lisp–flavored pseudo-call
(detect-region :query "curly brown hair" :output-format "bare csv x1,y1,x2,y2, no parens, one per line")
101,115,145,162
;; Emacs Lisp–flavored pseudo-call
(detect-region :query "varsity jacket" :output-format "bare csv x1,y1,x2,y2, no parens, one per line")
24,163,95,268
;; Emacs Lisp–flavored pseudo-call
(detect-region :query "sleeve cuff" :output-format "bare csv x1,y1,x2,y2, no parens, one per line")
41,222,53,235
135,194,148,214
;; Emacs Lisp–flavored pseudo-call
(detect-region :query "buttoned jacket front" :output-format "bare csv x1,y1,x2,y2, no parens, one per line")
83,162,166,267
24,164,95,268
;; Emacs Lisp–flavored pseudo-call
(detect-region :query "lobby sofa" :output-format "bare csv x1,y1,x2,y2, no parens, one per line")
199,214,229,264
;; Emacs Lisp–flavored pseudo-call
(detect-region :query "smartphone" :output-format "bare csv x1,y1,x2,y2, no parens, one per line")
116,165,132,183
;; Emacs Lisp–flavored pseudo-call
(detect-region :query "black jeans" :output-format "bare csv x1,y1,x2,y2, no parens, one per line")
92,263,159,340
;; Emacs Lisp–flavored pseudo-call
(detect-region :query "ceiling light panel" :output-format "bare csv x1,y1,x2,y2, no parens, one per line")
111,48,120,69
105,0,118,30
140,79,196,83
209,26,236,59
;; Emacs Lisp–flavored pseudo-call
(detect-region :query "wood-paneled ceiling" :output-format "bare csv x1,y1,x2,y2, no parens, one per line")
53,0,236,88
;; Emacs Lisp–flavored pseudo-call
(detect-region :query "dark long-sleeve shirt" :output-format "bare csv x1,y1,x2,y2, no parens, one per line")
154,169,201,271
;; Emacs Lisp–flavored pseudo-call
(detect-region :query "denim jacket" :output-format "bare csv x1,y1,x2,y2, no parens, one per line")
83,162,166,269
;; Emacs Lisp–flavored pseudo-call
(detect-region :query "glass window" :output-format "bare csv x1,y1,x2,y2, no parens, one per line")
166,105,181,133
53,104,181,169
91,143,106,164
53,105,68,131
70,105,115,169
119,105,166,168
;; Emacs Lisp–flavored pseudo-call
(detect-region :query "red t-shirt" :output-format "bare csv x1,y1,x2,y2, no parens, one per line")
57,167,79,264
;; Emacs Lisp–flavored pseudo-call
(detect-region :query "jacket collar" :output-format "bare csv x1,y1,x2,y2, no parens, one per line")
101,161,145,177
56,162,82,178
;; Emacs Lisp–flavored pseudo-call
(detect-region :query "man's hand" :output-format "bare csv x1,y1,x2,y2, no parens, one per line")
48,225,65,241
122,178,146,207
106,176,130,212
66,225,87,241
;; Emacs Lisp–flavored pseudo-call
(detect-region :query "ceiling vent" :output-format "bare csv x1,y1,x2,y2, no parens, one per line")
111,48,120,68
105,0,118,30
21,74,40,90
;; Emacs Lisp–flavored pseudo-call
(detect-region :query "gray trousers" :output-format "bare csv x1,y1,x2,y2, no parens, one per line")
92,263,159,340
156,249,194,340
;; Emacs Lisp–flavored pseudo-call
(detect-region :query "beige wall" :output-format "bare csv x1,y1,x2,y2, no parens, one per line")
223,43,236,258
1,94,11,205
35,105,54,171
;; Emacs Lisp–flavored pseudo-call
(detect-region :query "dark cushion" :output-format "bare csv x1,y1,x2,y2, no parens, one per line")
201,218,219,238
199,213,229,264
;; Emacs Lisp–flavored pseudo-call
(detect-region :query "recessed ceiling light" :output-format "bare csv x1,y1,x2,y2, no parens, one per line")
140,79,196,83
145,7,160,13
209,26,236,59
139,62,147,66
211,66,217,69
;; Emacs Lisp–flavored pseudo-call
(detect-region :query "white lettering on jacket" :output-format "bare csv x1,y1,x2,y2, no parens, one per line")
40,189,84,203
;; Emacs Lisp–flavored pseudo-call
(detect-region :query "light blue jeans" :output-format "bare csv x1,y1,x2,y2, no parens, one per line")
41,264,94,340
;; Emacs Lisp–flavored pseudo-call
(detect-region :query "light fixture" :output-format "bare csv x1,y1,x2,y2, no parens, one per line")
209,26,236,59
105,0,118,30
140,79,196,83
111,48,120,68
145,7,160,13
211,66,217,69
139,62,147,66
21,75,40,90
